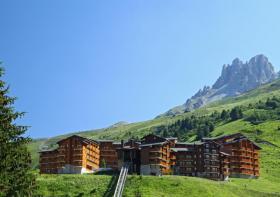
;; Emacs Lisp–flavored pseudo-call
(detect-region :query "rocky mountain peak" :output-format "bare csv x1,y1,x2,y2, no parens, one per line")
212,54,276,91
159,54,278,117
232,57,243,66
249,54,268,65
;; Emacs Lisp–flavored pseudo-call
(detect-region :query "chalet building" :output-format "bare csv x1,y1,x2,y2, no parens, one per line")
171,142,204,177
39,135,100,174
139,134,174,175
98,140,121,170
203,134,261,178
39,133,261,180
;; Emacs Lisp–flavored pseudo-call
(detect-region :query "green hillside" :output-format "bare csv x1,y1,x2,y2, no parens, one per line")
35,118,280,196
29,78,280,157
31,78,280,196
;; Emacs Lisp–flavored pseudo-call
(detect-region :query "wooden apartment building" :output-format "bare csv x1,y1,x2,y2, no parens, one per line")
172,141,231,180
139,134,174,175
203,133,261,178
98,140,121,170
39,133,261,180
39,135,100,174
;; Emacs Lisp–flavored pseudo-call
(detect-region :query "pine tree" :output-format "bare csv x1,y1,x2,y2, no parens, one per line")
220,109,229,120
230,106,243,121
0,67,35,196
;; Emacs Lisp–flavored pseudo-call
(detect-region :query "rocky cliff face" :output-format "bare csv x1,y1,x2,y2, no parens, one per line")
160,54,278,117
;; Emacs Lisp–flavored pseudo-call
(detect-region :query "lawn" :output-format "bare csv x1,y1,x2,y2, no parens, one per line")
123,175,280,197
35,174,116,197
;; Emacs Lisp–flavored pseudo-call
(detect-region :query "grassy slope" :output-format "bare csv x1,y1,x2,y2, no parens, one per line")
124,175,279,197
123,119,280,197
29,79,280,162
33,79,280,196
36,174,116,197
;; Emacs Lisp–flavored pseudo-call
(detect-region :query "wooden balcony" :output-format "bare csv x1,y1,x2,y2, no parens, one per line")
240,164,254,169
240,159,253,163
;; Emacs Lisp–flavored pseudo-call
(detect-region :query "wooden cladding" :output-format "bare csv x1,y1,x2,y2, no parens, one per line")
39,135,100,174
39,133,261,180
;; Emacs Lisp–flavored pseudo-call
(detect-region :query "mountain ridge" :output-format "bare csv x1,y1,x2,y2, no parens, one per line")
29,77,280,168
159,54,278,117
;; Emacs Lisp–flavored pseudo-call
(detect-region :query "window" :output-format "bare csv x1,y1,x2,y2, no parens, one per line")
212,149,217,154
205,144,209,148
205,149,209,153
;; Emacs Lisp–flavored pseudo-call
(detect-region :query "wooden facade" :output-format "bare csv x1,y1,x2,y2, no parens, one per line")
98,140,121,170
171,133,259,180
139,134,173,175
203,133,261,178
222,138,260,178
39,133,260,180
39,135,100,174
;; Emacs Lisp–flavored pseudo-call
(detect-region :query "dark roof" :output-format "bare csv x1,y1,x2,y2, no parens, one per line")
165,137,178,140
97,140,114,142
39,135,99,153
140,141,167,147
171,148,193,152
223,137,262,150
202,133,244,141
38,148,58,153
57,135,99,145
141,134,167,142
176,142,204,145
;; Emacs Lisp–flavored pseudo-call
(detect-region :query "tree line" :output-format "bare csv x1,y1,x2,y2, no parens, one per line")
151,96,280,141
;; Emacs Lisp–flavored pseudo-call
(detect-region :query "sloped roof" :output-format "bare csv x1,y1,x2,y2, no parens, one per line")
171,148,192,152
141,134,167,142
97,140,114,142
176,142,205,145
38,148,58,153
140,141,167,147
57,135,99,145
223,137,262,150
202,133,244,141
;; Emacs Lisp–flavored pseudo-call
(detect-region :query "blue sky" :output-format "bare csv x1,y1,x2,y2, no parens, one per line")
0,0,280,138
